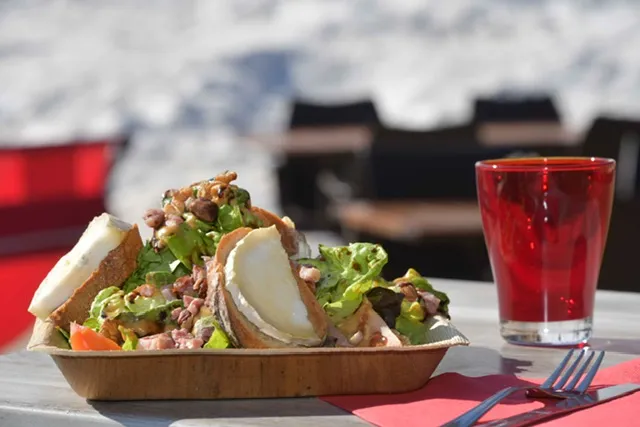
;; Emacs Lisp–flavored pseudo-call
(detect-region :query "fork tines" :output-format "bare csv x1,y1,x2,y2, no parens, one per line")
541,348,606,393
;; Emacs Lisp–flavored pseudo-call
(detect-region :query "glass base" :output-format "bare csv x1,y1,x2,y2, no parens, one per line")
500,317,592,347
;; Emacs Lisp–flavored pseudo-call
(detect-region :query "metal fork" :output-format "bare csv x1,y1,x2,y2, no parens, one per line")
441,348,606,427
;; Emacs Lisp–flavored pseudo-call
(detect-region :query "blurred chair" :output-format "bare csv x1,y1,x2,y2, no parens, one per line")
276,99,381,230
358,129,482,200
288,99,380,129
472,95,561,123
321,125,500,205
580,116,640,292
0,135,128,353
326,127,513,281
472,94,581,156
317,124,477,208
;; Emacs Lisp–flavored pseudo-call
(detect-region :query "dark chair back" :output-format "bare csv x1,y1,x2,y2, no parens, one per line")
352,127,511,201
277,99,381,229
582,116,640,201
579,116,640,292
288,99,381,129
370,124,477,147
472,95,561,123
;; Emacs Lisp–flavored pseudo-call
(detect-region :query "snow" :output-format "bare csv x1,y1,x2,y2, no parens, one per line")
2,0,640,244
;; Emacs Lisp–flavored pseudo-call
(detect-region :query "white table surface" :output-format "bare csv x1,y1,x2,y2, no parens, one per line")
2,278,640,427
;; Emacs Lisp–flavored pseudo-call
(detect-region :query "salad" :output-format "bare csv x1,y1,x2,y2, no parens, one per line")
32,171,451,351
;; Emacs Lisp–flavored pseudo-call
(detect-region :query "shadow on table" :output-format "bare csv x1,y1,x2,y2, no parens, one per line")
89,397,356,427
438,345,533,377
587,338,640,355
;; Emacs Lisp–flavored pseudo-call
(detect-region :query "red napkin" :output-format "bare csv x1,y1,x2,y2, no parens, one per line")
321,355,640,427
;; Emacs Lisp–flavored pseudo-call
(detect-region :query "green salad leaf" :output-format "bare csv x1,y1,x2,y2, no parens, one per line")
199,316,232,349
395,315,430,345
165,223,211,270
401,300,425,322
394,268,450,317
234,188,251,206
145,271,177,287
298,243,389,322
56,327,71,349
204,328,231,349
184,213,215,232
124,287,183,321
118,326,138,351
85,282,184,344
217,204,245,233
126,178,265,295
89,286,127,322
301,242,452,346
123,243,189,293
82,317,101,332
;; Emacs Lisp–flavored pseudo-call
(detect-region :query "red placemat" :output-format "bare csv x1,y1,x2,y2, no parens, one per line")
321,355,640,426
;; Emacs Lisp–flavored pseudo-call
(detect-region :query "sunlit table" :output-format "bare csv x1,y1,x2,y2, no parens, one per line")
335,200,484,242
245,126,372,155
2,279,640,426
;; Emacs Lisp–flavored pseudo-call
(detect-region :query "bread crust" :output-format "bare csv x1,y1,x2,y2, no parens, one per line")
249,207,309,258
48,224,143,331
206,227,328,349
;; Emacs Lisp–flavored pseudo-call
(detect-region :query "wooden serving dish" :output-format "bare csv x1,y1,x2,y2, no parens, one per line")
27,315,469,401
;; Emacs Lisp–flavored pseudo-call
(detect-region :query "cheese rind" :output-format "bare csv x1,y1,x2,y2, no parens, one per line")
28,213,133,319
224,225,320,345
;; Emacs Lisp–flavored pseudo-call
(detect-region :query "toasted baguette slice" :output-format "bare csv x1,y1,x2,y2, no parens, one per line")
249,206,311,259
206,227,328,349
46,220,143,331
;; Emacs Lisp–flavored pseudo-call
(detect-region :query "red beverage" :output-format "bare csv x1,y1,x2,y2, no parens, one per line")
475,157,616,346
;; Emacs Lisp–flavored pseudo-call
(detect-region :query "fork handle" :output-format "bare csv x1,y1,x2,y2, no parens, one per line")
441,386,523,427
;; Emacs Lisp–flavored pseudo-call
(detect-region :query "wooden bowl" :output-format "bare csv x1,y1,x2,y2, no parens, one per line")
27,315,469,400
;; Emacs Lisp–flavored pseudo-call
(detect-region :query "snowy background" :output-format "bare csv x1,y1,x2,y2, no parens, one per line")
2,0,640,243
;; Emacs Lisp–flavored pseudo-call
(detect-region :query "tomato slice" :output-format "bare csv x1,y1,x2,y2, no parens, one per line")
69,322,121,351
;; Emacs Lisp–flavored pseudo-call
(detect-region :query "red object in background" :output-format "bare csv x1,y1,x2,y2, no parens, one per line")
0,137,127,352
476,157,616,323
0,249,66,352
0,142,116,246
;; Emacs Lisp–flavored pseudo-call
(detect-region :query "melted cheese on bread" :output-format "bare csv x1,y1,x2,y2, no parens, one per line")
28,213,133,319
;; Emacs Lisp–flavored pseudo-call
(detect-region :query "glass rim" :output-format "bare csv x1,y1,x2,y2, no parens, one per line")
475,156,616,172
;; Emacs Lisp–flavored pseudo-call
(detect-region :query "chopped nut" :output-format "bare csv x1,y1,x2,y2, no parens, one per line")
143,209,165,229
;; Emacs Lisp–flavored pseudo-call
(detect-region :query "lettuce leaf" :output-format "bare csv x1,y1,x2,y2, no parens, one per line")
298,243,389,322
201,317,232,349
127,182,262,294
165,223,209,270
394,268,450,317
158,200,259,273
56,327,71,349
118,326,138,351
82,317,101,332
86,282,183,339
217,204,244,233
395,315,430,345
89,286,127,323
300,243,451,345
145,271,177,287
193,314,233,349
401,300,425,322
123,243,189,293
124,287,183,322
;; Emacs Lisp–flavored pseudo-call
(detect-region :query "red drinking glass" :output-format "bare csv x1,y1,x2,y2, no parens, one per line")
475,157,616,346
